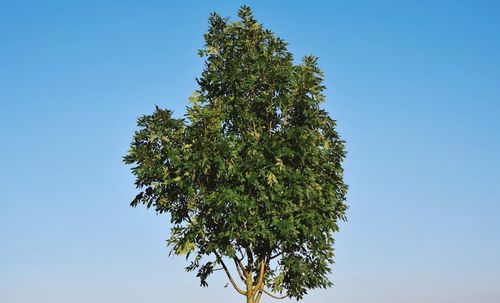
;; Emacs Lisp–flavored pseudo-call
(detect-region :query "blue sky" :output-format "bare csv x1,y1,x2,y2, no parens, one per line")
1,1,499,302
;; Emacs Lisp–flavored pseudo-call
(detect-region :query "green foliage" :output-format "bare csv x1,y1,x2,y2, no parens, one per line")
124,5,348,301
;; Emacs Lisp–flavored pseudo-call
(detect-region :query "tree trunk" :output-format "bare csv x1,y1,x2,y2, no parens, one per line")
246,271,254,303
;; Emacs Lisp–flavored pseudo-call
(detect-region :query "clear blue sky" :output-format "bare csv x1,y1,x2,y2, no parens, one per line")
1,1,499,302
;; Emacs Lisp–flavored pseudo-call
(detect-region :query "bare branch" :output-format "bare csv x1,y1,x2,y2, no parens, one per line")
245,247,254,272
233,257,247,283
238,258,248,275
214,252,246,296
270,252,283,260
253,259,266,292
255,289,263,303
237,247,245,261
261,289,288,300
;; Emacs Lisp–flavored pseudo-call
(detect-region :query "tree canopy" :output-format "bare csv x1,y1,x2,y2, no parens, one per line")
124,6,348,303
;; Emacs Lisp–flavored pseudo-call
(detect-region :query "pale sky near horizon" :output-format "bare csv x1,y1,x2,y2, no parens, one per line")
1,1,499,302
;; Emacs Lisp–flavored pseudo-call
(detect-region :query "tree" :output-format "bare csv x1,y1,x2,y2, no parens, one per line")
124,6,348,303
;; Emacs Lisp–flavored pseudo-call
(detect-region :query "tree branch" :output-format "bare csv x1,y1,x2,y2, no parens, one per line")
245,247,254,272
238,258,248,275
237,247,245,261
255,289,263,303
214,252,246,296
233,257,247,283
253,259,266,292
270,252,283,260
261,289,288,300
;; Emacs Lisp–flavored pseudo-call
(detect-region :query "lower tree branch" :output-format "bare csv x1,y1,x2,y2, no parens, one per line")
214,252,246,296
255,289,263,303
260,289,288,300
245,247,254,272
253,259,266,292
233,257,247,283
270,252,283,260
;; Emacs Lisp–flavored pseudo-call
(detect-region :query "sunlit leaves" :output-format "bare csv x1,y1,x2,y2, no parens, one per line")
266,172,278,186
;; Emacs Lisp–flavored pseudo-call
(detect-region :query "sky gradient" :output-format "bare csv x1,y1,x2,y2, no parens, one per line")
1,1,499,302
